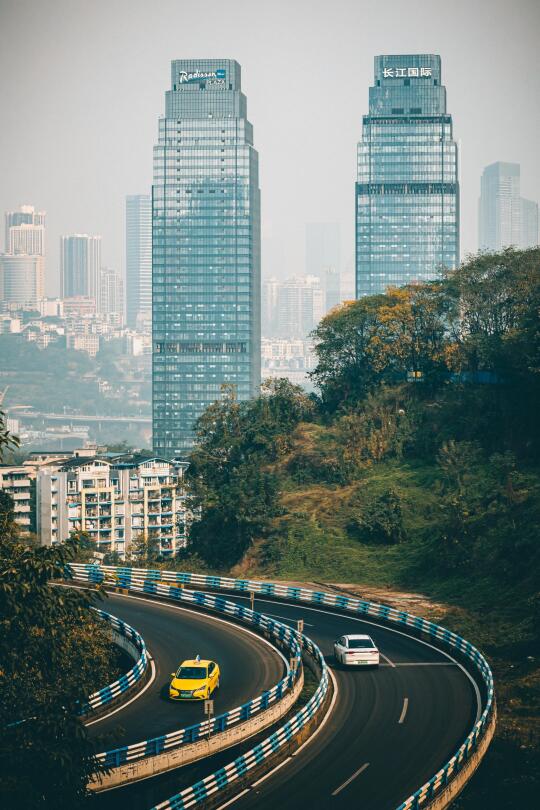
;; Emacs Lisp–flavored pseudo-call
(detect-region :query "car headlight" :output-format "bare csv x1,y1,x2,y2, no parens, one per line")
169,687,179,695
193,686,206,695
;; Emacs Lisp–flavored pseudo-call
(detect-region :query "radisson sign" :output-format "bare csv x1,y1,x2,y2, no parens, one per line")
178,68,226,84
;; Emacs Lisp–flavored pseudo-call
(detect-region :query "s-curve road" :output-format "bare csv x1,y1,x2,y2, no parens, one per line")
89,590,480,810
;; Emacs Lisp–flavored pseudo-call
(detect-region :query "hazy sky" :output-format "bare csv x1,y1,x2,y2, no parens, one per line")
1,0,539,296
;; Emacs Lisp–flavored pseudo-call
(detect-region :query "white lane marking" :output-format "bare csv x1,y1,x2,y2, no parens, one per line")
380,651,396,668
398,697,409,724
215,665,339,808
332,762,370,796
85,657,156,727
383,662,457,667
214,789,250,808
251,755,291,787
89,591,295,794
235,596,483,725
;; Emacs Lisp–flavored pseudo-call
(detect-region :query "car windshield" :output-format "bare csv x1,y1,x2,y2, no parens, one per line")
348,639,375,649
175,666,207,679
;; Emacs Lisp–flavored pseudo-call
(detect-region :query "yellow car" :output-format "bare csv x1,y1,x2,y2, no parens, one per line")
169,656,220,701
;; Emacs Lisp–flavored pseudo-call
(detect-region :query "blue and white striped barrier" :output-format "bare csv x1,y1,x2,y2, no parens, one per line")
69,564,494,810
82,608,148,715
69,566,308,772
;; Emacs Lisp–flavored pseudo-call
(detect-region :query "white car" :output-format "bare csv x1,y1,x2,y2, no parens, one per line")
334,634,380,668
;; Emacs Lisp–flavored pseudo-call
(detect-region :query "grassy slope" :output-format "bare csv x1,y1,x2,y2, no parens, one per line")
236,440,539,808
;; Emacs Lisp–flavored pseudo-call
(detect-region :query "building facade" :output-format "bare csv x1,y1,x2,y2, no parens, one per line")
126,194,152,328
521,198,539,248
98,267,124,321
0,255,44,308
152,59,261,457
478,162,539,251
0,466,34,531
5,205,45,256
37,456,188,557
60,234,101,300
478,162,521,251
275,275,325,339
356,55,459,297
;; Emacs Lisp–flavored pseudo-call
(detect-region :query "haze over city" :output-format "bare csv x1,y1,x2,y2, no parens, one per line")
1,0,539,293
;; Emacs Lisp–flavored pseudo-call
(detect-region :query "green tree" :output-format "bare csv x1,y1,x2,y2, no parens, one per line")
0,411,115,808
347,488,406,545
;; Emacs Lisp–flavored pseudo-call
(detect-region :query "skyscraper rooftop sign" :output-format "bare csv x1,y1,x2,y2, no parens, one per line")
178,69,226,84
383,67,432,78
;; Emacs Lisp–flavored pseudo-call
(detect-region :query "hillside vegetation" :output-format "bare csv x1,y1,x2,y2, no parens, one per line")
183,248,540,807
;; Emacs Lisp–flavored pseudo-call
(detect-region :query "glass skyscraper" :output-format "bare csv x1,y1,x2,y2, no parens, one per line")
356,55,459,297
126,194,152,328
152,59,261,457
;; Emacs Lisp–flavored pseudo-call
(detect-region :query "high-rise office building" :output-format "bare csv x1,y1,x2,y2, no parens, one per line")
478,162,539,251
521,198,539,248
152,59,261,457
0,255,44,308
126,194,152,327
60,234,101,300
1,204,45,308
276,275,325,340
478,162,521,251
356,55,459,297
5,205,45,256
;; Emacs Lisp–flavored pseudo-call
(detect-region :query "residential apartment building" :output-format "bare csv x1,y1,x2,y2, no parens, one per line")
37,456,189,557
0,465,34,531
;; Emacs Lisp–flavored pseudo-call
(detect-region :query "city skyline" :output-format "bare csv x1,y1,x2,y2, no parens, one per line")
1,0,538,294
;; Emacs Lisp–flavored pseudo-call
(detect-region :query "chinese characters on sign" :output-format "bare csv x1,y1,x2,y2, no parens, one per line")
383,67,432,78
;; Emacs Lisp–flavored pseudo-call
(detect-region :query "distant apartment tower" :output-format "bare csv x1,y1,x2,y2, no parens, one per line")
1,204,45,309
126,195,152,327
479,162,539,250
305,222,341,279
5,205,45,255
478,162,522,250
99,268,124,321
60,234,101,301
152,59,261,457
276,276,325,340
356,55,459,297
262,276,280,336
521,198,539,248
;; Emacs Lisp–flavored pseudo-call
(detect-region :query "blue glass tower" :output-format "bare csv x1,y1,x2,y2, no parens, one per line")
152,60,261,457
356,55,459,297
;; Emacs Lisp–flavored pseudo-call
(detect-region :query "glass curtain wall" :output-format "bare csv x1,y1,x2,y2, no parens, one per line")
152,60,261,457
356,54,459,297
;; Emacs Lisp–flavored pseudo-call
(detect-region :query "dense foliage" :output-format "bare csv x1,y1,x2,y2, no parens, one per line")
185,379,315,566
188,249,540,582
0,414,120,808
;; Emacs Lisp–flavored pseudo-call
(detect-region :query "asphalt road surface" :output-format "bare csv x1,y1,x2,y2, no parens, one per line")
88,590,479,810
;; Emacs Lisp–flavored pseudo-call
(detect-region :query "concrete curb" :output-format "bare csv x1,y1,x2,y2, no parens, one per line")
425,704,497,809
90,667,304,791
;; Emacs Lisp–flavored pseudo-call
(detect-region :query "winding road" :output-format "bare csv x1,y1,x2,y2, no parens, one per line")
89,589,479,810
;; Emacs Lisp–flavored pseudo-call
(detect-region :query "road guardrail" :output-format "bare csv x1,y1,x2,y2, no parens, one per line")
69,564,494,810
82,608,148,717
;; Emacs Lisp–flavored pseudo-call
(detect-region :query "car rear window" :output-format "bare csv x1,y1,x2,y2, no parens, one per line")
176,666,207,678
348,639,375,649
